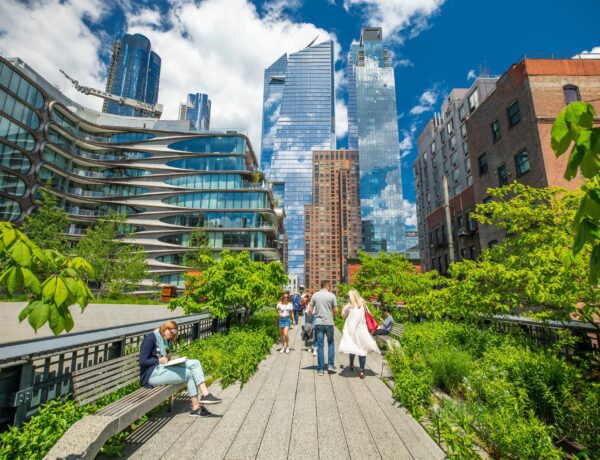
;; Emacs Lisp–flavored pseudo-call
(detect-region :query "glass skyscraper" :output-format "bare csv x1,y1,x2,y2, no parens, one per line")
103,33,161,117
179,93,211,131
348,27,405,253
261,41,335,284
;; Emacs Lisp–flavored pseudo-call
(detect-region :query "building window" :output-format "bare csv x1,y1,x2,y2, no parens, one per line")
491,119,501,142
450,151,457,166
507,100,521,127
452,167,460,183
460,123,467,138
563,85,580,104
463,140,469,156
515,150,530,176
458,104,466,121
498,163,509,186
468,91,479,113
446,120,454,135
440,129,446,143
465,158,471,174
431,141,436,156
478,153,488,175
449,135,456,151
467,173,473,186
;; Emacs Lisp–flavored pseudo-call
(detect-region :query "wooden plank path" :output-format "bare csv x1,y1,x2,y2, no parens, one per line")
121,323,445,460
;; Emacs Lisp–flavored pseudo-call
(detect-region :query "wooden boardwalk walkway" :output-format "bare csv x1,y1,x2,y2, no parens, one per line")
120,324,445,460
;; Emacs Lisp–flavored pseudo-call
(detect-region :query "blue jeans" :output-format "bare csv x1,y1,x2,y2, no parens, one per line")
315,325,335,371
293,309,299,324
349,354,366,370
148,359,205,397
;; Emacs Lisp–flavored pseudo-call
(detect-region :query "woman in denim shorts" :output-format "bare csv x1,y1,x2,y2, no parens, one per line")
277,293,293,353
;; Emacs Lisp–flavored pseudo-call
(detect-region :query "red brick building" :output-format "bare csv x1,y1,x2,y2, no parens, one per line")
466,58,600,248
304,150,361,293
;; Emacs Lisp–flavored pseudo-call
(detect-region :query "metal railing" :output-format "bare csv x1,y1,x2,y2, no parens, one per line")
0,311,245,429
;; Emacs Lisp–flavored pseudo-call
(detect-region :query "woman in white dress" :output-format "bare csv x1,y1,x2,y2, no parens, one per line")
339,289,380,379
276,293,294,353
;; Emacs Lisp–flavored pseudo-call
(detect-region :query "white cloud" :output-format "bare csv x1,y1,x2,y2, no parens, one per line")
573,46,600,59
410,89,438,115
466,69,476,80
125,0,341,151
336,99,348,139
404,200,417,228
396,58,414,67
399,122,417,158
343,0,446,42
0,0,108,110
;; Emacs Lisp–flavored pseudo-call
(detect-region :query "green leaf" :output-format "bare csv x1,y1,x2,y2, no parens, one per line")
54,277,70,307
28,301,51,332
573,220,591,255
578,131,600,178
42,276,58,302
551,111,571,156
2,226,17,247
48,305,66,335
9,241,32,267
564,145,585,180
21,267,41,295
565,101,595,130
18,302,36,322
0,267,17,295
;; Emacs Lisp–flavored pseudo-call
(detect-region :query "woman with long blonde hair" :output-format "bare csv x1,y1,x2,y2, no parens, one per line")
339,289,380,379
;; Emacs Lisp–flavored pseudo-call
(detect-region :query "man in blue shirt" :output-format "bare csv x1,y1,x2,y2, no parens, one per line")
291,292,301,326
373,309,394,335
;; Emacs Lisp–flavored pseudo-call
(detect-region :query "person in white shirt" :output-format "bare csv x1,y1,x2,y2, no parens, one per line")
276,293,294,353
339,289,380,379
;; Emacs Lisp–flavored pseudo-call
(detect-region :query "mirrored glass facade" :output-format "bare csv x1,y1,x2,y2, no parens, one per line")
104,33,161,117
260,41,335,283
179,93,211,131
348,28,405,253
0,55,283,285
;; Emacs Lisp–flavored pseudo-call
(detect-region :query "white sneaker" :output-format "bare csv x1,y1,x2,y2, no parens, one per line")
280,348,285,353
285,347,290,354
312,349,317,357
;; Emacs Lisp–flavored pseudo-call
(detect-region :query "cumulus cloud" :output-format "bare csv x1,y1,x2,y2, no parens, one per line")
573,46,600,59
410,89,438,115
343,0,446,42
125,0,340,150
0,0,108,109
404,200,417,228
466,69,476,80
336,99,348,139
399,122,417,158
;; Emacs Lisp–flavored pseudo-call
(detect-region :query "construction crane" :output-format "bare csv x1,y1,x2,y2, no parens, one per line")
60,70,163,118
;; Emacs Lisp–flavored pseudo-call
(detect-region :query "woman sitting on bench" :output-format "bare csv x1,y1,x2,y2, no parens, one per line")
139,320,222,417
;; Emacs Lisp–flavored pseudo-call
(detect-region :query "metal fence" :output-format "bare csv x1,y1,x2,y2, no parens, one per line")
0,310,246,429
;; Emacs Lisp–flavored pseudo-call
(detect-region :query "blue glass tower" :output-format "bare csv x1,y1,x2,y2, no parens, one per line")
348,27,405,253
104,33,161,118
180,93,211,131
261,41,335,283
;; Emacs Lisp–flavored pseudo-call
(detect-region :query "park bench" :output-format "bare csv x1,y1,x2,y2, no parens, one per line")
374,322,404,350
46,352,185,460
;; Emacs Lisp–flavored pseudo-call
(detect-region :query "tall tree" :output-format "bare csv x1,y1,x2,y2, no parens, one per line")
75,212,147,297
22,187,70,252
170,251,287,318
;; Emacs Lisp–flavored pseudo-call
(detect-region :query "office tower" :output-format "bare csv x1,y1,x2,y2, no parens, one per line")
304,150,361,293
179,93,211,131
103,33,161,117
348,27,404,253
261,40,336,284
414,78,497,273
0,56,284,286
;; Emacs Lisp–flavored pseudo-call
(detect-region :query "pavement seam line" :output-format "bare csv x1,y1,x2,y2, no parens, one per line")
286,327,302,460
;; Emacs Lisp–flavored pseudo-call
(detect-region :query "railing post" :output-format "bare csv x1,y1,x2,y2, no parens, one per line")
13,361,33,426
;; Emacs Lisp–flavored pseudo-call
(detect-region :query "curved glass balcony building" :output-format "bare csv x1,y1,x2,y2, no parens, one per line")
0,56,284,285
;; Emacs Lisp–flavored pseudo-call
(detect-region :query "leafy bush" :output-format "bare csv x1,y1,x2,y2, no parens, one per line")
386,321,599,458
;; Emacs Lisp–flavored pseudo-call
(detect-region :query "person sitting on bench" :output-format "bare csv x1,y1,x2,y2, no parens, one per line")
373,309,394,336
139,320,222,417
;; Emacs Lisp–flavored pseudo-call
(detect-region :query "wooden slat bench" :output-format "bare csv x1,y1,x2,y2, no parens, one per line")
46,353,185,460
374,322,404,350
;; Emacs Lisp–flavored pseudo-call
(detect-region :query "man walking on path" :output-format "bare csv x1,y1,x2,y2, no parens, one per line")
308,280,338,376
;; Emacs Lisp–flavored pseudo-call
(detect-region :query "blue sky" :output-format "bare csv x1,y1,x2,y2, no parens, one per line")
1,0,599,228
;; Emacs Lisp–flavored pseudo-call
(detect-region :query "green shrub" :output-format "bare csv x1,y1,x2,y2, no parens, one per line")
428,349,472,394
